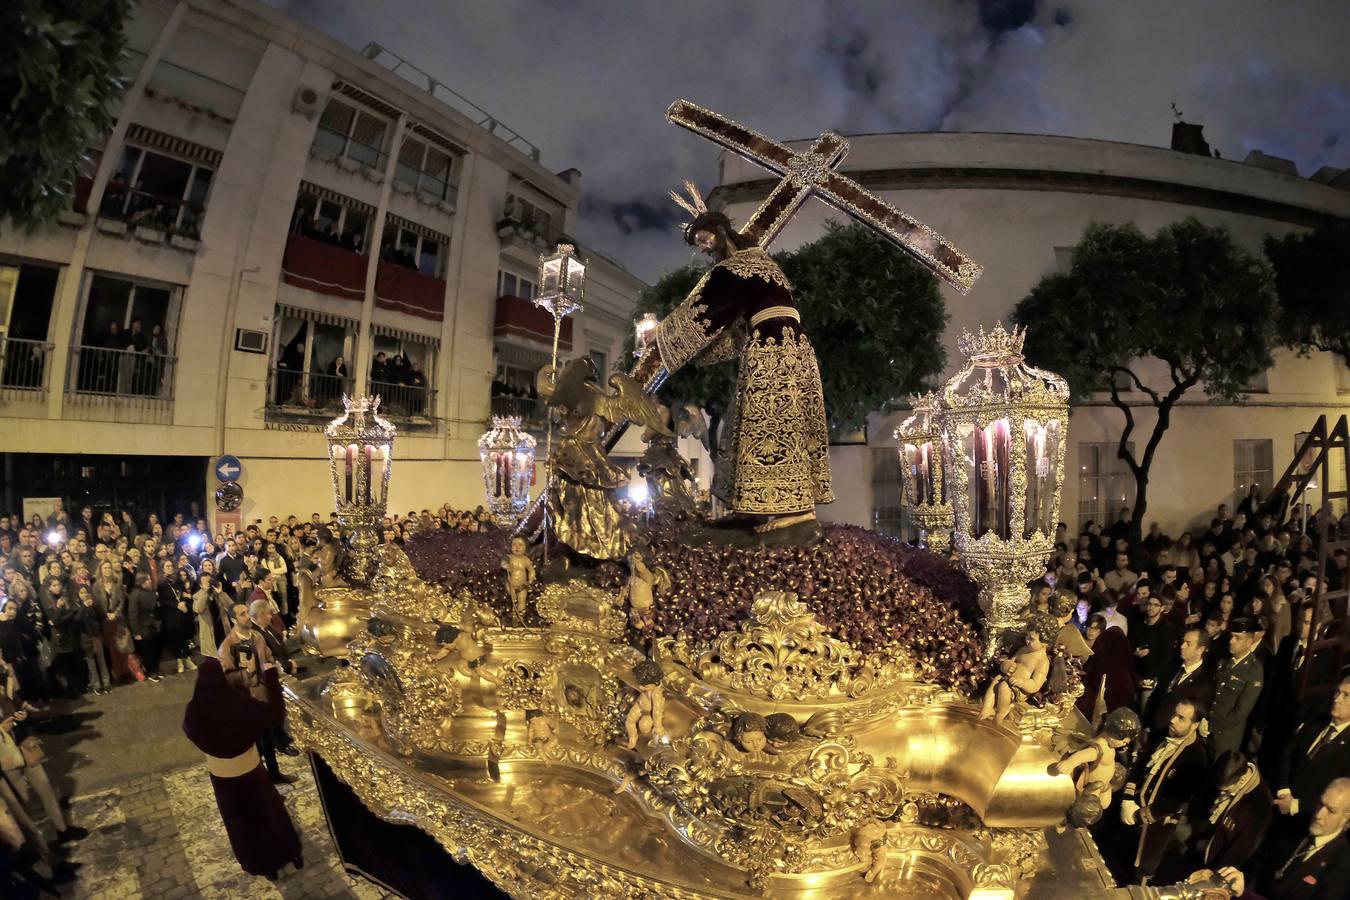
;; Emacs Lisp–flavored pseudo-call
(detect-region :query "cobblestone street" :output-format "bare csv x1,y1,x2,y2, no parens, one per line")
5,668,398,899
57,759,393,899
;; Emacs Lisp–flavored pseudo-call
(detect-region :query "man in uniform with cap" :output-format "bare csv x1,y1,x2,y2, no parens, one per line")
1208,615,1265,757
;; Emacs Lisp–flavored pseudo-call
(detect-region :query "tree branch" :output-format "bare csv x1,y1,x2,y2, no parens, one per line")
1110,365,1161,406
1106,380,1145,480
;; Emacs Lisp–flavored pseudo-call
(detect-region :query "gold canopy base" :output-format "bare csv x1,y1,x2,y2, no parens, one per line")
288,544,1129,899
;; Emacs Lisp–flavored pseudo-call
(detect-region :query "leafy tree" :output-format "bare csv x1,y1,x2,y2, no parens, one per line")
625,221,948,437
1,0,130,228
1265,222,1350,365
780,222,947,433
1012,218,1278,532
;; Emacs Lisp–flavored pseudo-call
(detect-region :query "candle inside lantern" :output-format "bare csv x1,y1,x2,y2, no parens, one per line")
634,313,659,357
344,444,356,502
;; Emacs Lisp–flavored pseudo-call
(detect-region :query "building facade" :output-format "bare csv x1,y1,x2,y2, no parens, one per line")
713,131,1350,536
0,0,645,524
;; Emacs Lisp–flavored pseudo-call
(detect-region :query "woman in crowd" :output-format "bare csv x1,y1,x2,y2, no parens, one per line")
0,600,45,704
157,560,194,675
1256,574,1291,651
1076,612,1138,725
93,558,139,683
126,573,162,683
75,585,111,695
264,543,289,622
193,572,227,658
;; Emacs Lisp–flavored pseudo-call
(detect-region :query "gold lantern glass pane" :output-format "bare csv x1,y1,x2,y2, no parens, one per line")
967,420,1011,539
541,257,561,296
1023,418,1060,538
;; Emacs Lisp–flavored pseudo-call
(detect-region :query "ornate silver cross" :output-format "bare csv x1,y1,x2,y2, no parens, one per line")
667,99,982,294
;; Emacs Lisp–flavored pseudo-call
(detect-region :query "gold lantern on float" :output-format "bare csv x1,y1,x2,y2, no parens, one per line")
478,415,537,528
895,391,953,554
633,312,659,358
938,323,1068,653
325,395,396,586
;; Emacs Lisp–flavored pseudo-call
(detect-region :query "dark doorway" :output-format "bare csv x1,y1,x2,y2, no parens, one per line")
1,453,206,526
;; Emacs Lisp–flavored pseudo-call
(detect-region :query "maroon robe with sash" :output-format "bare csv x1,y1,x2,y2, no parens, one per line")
182,658,301,877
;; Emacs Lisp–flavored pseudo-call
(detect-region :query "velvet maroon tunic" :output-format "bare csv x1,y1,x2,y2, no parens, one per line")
183,658,301,876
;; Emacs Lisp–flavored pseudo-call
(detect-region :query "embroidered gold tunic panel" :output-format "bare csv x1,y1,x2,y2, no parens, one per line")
654,248,832,515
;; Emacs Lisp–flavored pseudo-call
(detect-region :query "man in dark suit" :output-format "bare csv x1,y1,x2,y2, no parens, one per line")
1273,678,1350,839
1121,698,1209,881
1189,750,1273,876
1208,777,1350,900
1146,626,1216,741
1264,605,1339,769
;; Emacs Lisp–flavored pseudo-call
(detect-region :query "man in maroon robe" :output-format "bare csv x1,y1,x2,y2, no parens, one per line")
182,643,302,880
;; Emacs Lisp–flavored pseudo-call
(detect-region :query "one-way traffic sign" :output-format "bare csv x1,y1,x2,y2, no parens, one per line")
215,454,243,482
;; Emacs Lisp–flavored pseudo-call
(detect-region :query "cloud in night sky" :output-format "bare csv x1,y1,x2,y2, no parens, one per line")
268,0,1350,282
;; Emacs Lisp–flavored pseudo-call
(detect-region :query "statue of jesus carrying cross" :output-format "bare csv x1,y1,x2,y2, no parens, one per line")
624,100,983,535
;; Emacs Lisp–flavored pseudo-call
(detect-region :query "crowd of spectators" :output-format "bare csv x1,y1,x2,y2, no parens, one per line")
4,484,1348,893
1036,496,1350,894
0,498,495,887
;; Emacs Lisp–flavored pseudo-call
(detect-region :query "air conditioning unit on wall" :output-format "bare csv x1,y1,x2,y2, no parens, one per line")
293,86,322,119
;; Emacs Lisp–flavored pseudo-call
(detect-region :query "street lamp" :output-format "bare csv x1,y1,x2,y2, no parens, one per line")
895,391,953,554
478,416,537,528
325,394,396,586
533,243,586,561
938,323,1069,653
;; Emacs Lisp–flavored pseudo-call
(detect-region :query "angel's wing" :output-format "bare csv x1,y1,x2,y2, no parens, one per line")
593,374,673,435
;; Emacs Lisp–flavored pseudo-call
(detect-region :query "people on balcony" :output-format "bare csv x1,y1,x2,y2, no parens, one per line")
379,241,418,271
369,353,431,418
312,356,348,410
74,317,170,397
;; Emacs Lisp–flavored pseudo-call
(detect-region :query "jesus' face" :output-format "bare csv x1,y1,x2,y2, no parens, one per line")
693,227,730,263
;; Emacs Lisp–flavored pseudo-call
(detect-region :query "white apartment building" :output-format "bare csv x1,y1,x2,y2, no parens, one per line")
0,0,645,524
713,130,1350,536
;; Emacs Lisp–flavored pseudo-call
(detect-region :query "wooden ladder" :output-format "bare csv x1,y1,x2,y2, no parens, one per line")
1264,415,1350,706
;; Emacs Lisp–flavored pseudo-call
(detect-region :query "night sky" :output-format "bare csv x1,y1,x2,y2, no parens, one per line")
269,0,1350,282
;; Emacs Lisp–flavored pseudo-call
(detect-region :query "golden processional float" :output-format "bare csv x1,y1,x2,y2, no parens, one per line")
286,103,1226,900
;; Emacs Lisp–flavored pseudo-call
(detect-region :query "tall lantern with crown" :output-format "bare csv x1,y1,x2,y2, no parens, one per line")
895,392,953,554
325,395,396,586
479,416,537,527
938,323,1069,653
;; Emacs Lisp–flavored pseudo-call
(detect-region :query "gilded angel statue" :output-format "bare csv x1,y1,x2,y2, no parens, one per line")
537,356,672,559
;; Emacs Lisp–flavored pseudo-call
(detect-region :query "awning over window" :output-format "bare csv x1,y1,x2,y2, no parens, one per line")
125,124,222,167
374,261,446,321
494,294,572,351
276,304,358,329
281,233,367,302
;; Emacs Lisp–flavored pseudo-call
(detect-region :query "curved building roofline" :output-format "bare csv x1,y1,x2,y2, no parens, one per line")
711,131,1350,227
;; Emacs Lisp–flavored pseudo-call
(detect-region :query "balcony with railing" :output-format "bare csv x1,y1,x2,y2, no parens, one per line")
494,295,573,351
373,260,445,321
310,125,388,173
265,367,355,421
65,345,177,425
370,380,436,428
1,337,55,409
280,233,369,304
490,394,547,431
496,202,569,255
97,182,204,245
